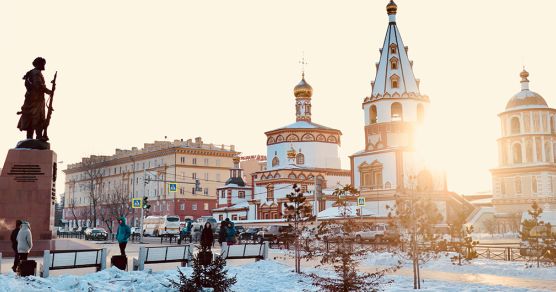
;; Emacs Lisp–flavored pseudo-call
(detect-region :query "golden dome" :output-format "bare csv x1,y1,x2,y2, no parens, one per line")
294,73,313,98
386,0,397,15
520,69,529,81
232,156,240,164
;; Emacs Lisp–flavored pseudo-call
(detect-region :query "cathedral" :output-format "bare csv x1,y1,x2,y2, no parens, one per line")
213,73,350,221
469,69,556,233
349,1,472,222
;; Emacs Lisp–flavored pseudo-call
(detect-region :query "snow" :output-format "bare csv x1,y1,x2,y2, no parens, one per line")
362,252,556,281
0,259,551,291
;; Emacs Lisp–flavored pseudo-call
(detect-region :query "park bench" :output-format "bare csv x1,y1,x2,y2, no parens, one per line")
40,248,108,277
221,242,269,261
132,244,192,271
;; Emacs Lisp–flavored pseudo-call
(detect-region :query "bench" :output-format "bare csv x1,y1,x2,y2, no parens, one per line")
221,242,269,261
133,244,192,271
40,248,108,277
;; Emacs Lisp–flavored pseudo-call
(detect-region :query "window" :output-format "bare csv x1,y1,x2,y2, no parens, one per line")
221,190,225,198
511,117,520,134
192,158,197,165
192,173,197,179
513,143,522,163
166,205,169,211
216,173,221,182
390,57,398,70
532,176,538,193
204,158,209,165
180,203,185,210
296,153,305,165
546,142,553,162
204,203,209,210
272,156,280,167
216,159,221,167
180,157,185,163
219,215,223,221
391,102,402,121
192,203,197,211
264,213,269,219
266,184,274,201
301,185,307,193
390,74,400,89
389,43,397,54
204,188,209,195
204,173,209,180
359,160,383,189
370,105,377,124
232,214,238,221
238,191,245,199
515,177,522,194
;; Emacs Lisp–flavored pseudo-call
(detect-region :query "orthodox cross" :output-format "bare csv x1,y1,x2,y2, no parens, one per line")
299,53,308,77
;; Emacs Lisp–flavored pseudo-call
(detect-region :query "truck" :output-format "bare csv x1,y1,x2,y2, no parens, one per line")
142,215,181,236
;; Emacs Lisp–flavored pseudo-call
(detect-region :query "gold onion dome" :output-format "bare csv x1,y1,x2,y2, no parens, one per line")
293,73,313,98
505,69,547,110
386,0,397,15
520,69,529,81
232,156,240,164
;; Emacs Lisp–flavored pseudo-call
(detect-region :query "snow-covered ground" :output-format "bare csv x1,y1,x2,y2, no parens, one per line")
362,252,556,280
0,260,550,292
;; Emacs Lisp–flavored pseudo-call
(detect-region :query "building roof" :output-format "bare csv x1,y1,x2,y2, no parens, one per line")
225,177,246,187
370,1,420,99
505,69,548,110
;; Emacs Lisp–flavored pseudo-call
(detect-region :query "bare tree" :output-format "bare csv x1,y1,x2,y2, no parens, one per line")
483,217,497,238
98,182,132,234
81,158,105,227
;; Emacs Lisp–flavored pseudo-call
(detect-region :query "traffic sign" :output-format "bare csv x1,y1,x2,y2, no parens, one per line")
357,197,365,206
168,182,178,193
132,198,143,209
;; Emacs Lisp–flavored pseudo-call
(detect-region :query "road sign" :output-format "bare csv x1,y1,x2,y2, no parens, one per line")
357,197,365,206
168,182,178,193
132,198,143,209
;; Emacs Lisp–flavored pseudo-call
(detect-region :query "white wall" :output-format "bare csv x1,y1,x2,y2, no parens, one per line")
267,142,341,170
352,152,397,189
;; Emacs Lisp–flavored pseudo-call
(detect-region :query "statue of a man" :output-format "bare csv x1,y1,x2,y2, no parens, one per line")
17,57,53,140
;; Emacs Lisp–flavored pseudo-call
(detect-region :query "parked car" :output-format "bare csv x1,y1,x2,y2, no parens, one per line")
354,223,388,243
85,228,108,240
256,225,293,243
130,227,141,236
240,228,262,241
235,225,245,236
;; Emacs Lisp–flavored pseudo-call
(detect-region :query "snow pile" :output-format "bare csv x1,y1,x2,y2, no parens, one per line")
362,252,556,280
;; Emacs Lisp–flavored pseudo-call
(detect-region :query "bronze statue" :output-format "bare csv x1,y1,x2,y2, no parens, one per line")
17,57,56,141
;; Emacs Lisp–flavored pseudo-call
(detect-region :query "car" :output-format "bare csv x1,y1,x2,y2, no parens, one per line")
239,227,262,241
130,227,141,236
85,228,108,240
235,225,245,236
256,225,293,243
354,223,388,243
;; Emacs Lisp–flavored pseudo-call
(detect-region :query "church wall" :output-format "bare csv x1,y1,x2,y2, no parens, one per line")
266,142,341,170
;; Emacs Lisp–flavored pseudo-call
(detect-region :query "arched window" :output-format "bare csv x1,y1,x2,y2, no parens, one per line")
370,105,377,124
417,103,424,123
390,74,400,89
389,43,397,54
296,153,305,165
391,102,402,121
390,57,398,70
272,156,279,167
511,117,520,134
551,116,556,134
513,143,522,163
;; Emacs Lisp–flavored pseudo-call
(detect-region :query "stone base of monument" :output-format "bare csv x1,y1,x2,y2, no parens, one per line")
0,147,60,257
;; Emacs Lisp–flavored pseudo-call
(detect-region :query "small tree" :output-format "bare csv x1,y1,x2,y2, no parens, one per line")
388,194,443,289
168,255,237,292
283,183,314,274
520,201,556,267
449,210,478,265
305,185,400,291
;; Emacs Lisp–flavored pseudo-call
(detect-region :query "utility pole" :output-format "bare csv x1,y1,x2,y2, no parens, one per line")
140,169,147,243
131,156,136,227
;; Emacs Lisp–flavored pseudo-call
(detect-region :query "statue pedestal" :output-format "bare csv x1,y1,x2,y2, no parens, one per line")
0,148,57,256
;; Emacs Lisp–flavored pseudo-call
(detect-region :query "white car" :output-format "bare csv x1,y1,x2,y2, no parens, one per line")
354,223,387,243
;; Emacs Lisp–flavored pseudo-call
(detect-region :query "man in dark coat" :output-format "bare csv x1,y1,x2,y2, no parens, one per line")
10,220,22,272
17,57,53,140
218,220,228,246
200,222,214,251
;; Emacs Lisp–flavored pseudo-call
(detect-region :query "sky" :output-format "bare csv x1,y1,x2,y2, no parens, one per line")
2,0,556,196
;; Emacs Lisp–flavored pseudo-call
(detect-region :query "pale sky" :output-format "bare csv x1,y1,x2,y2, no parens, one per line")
2,0,556,195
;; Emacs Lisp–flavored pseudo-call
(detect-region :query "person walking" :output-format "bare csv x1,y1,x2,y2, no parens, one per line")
218,220,228,246
226,221,237,245
10,220,22,272
116,217,131,256
200,222,214,251
16,221,33,262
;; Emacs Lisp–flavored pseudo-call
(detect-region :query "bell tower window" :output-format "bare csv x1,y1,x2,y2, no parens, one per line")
391,102,403,122
370,105,377,124
510,117,520,134
389,43,397,54
296,153,305,165
390,74,400,89
390,57,398,70
272,156,280,167
512,143,522,163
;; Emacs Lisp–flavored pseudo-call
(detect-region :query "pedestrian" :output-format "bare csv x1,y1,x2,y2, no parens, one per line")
218,221,228,246
16,221,33,263
226,221,237,245
116,217,131,256
178,219,192,244
10,220,22,272
200,222,214,251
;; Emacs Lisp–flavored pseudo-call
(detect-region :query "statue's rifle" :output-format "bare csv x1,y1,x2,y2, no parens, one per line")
43,71,57,141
